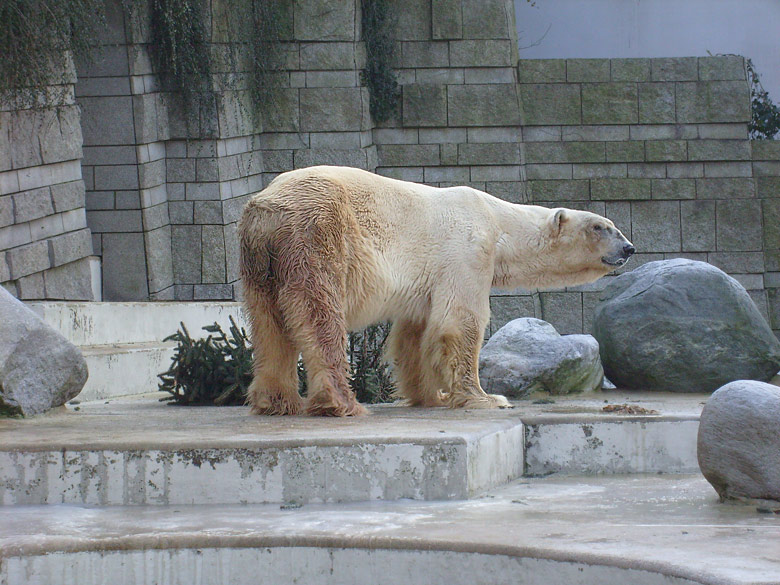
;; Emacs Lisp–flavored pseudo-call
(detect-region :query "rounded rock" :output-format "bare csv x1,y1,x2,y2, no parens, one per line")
697,380,780,502
593,259,780,393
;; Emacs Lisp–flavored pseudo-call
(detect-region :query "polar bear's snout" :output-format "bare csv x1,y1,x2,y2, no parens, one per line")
602,235,635,267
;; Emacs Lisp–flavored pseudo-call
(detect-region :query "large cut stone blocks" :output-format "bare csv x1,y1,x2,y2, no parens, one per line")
448,85,521,127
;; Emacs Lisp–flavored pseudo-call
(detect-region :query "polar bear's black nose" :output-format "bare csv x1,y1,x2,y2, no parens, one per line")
623,244,636,256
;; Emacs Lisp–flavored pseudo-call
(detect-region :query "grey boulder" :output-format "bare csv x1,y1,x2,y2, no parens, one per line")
593,259,780,393
479,318,603,398
0,287,88,416
697,380,780,502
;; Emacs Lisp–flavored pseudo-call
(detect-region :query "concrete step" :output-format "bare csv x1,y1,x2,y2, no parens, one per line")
1,474,777,585
0,392,706,506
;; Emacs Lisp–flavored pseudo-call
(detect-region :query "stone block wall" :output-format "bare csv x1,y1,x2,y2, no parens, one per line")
0,57,95,300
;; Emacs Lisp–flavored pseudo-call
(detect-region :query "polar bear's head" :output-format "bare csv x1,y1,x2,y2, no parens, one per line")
547,207,635,278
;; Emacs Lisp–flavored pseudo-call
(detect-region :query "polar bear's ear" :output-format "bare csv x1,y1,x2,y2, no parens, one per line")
550,208,568,235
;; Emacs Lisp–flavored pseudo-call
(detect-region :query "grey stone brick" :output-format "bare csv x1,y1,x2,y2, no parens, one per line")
9,110,44,168
222,194,251,224
261,89,300,133
87,210,143,233
395,0,431,41
440,143,457,165
193,284,234,300
525,141,605,164
611,58,651,82
29,214,64,241
374,128,419,145
294,0,355,41
398,42,449,68
458,143,520,165
572,163,626,179
196,158,219,182
142,203,168,231
696,178,755,200
698,56,746,81
470,166,520,182
651,58,698,81
377,167,424,182
676,81,750,123
224,222,240,283
486,181,524,204
61,208,87,232
489,295,538,335
639,83,676,124
753,161,780,176
582,291,601,334
38,106,82,165
194,201,224,224
0,113,10,173
169,201,194,224
423,166,469,183
631,200,681,253
464,67,516,85
448,84,521,127
185,182,220,200
378,144,440,167
171,225,202,284
94,165,139,190
49,228,92,267
403,85,448,127
757,176,780,199
0,224,32,250
540,292,583,335
0,251,9,282
751,140,780,160
115,191,141,209
300,42,360,70
174,285,194,301
561,125,629,141
15,272,45,299
517,60,566,83
13,187,53,223
627,163,666,178
293,148,369,170
415,68,464,85
708,252,765,274
527,180,589,202
667,162,704,178
591,178,651,200
432,0,462,39
468,127,519,143
698,124,748,140
258,132,308,151
462,0,511,39
703,162,752,178
582,83,638,124
605,201,631,237
525,164,572,180
522,126,562,142
138,159,165,189
305,70,359,87
7,240,50,279
309,132,364,150
645,140,687,162
261,150,294,173
651,179,695,200
688,140,751,161
681,200,716,252
763,199,780,253
419,128,467,144
50,181,85,213
450,40,513,67
201,225,226,284
716,200,762,251
0,195,13,228
629,124,698,140
567,59,610,82
101,232,148,300
606,141,645,162
520,84,580,125
300,88,363,131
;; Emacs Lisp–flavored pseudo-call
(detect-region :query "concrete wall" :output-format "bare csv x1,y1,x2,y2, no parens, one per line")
1,0,778,339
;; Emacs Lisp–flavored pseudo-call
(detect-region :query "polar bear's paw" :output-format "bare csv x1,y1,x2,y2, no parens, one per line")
250,394,304,416
305,391,368,417
448,392,513,410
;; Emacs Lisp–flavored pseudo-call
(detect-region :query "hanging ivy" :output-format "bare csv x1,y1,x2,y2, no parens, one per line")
361,0,401,124
0,0,105,105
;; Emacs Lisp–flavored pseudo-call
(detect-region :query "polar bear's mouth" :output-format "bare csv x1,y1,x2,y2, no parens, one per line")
602,256,627,267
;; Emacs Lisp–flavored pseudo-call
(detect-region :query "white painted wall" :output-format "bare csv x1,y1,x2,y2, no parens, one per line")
514,0,780,99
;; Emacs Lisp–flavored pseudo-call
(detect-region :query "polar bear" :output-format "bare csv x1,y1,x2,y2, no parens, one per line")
238,165,634,416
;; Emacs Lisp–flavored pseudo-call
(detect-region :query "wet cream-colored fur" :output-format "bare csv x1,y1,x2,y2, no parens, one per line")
238,165,633,416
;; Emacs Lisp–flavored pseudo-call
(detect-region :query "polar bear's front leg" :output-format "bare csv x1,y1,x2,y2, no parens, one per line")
386,319,447,407
423,303,512,410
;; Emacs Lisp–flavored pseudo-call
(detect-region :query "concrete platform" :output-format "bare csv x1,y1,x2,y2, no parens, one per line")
1,474,778,585
1,392,706,506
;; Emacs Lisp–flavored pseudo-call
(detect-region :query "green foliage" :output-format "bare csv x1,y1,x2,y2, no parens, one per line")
159,317,252,406
147,0,214,126
160,319,395,406
746,59,780,140
0,0,105,104
361,0,401,124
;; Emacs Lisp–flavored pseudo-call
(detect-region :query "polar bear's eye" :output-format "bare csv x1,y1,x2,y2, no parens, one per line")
593,224,603,231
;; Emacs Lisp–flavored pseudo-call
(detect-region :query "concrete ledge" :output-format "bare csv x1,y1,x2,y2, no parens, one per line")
1,475,777,585
79,342,174,401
